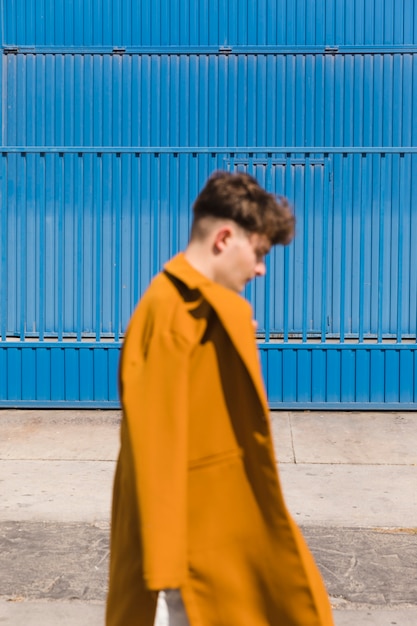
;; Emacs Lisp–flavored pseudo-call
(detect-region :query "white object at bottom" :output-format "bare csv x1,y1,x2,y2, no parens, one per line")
154,590,190,626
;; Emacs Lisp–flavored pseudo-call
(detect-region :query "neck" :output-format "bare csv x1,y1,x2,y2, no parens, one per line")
183,240,216,282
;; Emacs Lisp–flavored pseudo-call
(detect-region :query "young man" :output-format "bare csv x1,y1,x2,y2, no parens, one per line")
106,171,334,626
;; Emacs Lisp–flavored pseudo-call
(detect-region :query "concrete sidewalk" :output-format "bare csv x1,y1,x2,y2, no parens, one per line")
1,409,416,625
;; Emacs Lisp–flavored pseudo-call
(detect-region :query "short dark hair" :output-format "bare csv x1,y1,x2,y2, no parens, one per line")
191,170,295,245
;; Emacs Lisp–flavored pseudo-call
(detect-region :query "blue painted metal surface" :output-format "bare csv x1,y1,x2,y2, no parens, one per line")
2,342,417,409
1,0,417,408
3,0,417,47
0,343,120,405
2,149,417,344
2,51,417,147
261,344,417,408
1,147,417,407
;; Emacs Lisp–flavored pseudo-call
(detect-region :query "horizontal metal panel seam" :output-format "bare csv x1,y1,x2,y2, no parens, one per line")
259,343,417,350
2,147,417,153
3,336,415,349
3,46,417,54
0,342,121,348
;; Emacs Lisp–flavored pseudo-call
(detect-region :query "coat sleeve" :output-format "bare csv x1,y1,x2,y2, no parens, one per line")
121,327,190,591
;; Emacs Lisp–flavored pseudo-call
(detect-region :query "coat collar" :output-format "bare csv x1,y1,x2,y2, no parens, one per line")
164,253,269,415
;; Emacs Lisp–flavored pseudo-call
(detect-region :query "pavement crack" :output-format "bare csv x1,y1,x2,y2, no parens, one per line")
288,414,296,463
344,555,358,578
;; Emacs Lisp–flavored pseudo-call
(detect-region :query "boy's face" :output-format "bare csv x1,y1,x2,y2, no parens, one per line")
214,227,271,293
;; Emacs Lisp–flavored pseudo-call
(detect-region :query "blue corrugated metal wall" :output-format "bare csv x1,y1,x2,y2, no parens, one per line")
4,0,417,47
1,0,417,407
4,149,417,342
3,51,417,147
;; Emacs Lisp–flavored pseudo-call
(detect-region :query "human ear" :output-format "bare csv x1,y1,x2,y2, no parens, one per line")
213,226,232,253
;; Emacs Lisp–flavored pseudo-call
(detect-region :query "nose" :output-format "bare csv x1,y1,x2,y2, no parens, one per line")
255,261,266,277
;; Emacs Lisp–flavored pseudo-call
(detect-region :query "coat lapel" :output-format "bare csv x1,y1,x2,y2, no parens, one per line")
164,254,269,415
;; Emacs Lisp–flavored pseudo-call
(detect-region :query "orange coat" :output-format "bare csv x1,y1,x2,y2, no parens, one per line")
106,253,334,626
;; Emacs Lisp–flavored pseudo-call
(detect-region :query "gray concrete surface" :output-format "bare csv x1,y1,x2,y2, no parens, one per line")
302,526,417,605
280,463,417,527
1,409,416,625
333,607,417,626
2,410,416,528
0,460,114,522
0,599,105,625
2,600,417,626
2,459,415,528
0,410,120,461
2,522,416,605
271,410,417,465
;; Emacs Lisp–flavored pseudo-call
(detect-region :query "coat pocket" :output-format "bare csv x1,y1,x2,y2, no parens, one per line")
188,448,243,471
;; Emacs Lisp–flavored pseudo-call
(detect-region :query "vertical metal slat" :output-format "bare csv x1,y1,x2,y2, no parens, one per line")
302,156,310,342
56,154,64,341
94,153,103,341
396,155,404,342
0,155,7,341
377,155,386,343
19,154,27,340
321,155,330,342
76,153,84,342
